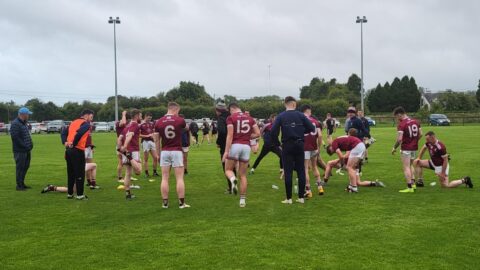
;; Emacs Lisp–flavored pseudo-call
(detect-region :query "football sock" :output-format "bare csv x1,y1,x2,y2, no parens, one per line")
126,190,131,196
49,185,56,191
118,177,122,180
91,179,96,187
145,170,149,175
407,183,412,188
153,170,157,173
179,198,185,205
369,181,376,187
163,199,169,206
229,176,236,182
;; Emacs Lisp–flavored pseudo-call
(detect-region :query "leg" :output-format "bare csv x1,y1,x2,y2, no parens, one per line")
220,147,232,191
316,155,326,171
346,158,360,190
117,152,124,179
74,149,86,196
23,152,31,186
282,151,294,200
151,149,158,173
251,145,270,169
238,161,249,196
143,150,149,175
14,152,25,188
161,165,171,200
304,158,311,191
124,165,132,193
294,152,307,199
131,159,142,175
271,146,283,170
86,163,97,186
401,155,413,186
66,150,75,196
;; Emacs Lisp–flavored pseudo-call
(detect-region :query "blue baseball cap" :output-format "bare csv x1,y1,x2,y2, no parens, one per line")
18,107,33,115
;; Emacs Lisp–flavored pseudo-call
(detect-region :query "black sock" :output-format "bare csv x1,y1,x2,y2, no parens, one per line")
153,170,157,173
407,183,412,188
145,170,149,175
126,190,131,196
179,198,185,205
370,181,376,186
118,177,122,180
163,199,169,206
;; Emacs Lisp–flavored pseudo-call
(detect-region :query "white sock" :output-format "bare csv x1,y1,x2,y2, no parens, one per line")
229,176,236,182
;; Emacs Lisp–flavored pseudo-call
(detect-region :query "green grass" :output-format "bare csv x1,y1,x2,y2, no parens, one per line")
0,126,479,269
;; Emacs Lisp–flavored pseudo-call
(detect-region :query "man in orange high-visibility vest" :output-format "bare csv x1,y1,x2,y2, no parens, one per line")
61,109,94,200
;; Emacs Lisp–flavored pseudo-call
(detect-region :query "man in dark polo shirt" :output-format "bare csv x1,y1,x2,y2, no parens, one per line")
10,107,34,191
270,96,315,204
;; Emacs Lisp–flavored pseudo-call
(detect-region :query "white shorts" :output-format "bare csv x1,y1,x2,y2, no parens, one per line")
350,143,366,159
304,150,319,160
85,147,93,159
182,147,189,153
228,144,251,162
429,160,449,176
142,140,156,152
250,139,258,146
160,151,184,167
401,150,417,160
122,151,140,165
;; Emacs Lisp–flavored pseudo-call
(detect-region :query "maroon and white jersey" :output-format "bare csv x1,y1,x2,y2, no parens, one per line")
125,121,141,152
226,112,256,145
331,136,362,152
115,121,126,137
140,121,154,142
426,140,447,166
154,114,186,151
304,116,321,151
397,117,421,151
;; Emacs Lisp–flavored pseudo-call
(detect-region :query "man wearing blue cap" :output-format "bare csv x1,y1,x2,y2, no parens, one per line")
10,107,34,191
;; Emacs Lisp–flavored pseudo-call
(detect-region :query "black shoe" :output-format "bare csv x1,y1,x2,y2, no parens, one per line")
153,172,160,177
416,180,425,187
86,182,91,187
41,185,54,193
464,176,473,188
76,195,89,200
126,194,136,200
23,185,31,189
67,194,74,199
16,186,26,191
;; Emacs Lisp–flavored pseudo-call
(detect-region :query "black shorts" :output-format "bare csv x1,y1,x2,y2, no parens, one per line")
203,131,209,135
327,128,334,135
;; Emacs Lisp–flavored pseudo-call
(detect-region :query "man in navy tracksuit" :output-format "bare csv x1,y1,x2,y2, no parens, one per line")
346,107,370,140
10,107,34,191
271,96,315,204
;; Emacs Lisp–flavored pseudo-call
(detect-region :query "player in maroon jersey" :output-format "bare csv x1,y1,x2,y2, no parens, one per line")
301,105,325,197
222,103,260,207
413,131,473,188
118,109,143,200
140,112,159,177
115,110,128,181
326,129,367,193
391,107,423,193
154,102,190,209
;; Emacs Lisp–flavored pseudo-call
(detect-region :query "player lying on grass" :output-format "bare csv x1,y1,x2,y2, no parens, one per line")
326,129,384,193
301,104,325,197
42,163,98,193
222,103,260,207
154,102,190,209
118,109,143,200
322,156,385,188
413,131,473,189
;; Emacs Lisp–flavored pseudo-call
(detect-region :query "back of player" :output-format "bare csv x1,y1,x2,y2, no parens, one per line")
154,102,189,209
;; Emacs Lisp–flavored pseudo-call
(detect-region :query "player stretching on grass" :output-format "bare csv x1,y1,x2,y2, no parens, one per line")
250,114,283,177
391,106,423,193
154,102,190,209
223,103,260,207
118,109,143,200
301,105,325,197
413,131,473,189
41,163,99,193
140,112,159,177
115,110,128,181
326,129,384,192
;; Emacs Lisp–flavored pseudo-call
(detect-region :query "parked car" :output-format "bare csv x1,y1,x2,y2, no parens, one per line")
30,123,44,134
0,122,5,133
108,121,115,131
365,116,376,126
429,114,450,126
47,120,65,133
94,122,110,132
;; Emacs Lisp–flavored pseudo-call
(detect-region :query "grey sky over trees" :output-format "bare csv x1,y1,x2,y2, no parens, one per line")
1,0,479,104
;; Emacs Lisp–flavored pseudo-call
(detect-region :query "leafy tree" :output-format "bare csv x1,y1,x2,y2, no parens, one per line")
476,79,480,104
165,81,214,106
346,74,362,94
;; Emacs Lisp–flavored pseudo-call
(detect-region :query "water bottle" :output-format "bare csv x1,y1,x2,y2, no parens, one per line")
272,184,279,190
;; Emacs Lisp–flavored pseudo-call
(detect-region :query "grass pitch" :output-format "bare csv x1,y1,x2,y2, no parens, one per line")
0,126,479,269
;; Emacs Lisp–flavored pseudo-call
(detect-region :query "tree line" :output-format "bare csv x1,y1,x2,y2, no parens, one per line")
1,77,479,123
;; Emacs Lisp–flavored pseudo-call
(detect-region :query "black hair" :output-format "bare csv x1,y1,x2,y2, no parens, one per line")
81,109,94,116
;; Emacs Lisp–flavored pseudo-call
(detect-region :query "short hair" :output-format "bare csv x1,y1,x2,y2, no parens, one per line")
326,145,334,155
228,103,240,110
144,112,152,117
269,113,277,119
348,128,358,136
168,102,179,110
425,131,435,137
130,109,141,118
393,106,406,115
81,109,94,116
300,104,312,112
284,96,296,104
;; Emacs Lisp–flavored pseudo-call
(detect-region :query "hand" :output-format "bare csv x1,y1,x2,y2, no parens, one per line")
222,152,229,162
437,172,447,179
391,148,396,155
65,142,73,148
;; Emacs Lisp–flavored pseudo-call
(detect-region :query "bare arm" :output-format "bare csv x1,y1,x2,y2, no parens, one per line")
316,128,323,149
222,125,234,161
392,131,403,154
122,132,134,151
251,124,261,140
417,145,427,160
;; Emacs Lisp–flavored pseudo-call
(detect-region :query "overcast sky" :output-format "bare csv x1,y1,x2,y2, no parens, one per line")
0,0,479,105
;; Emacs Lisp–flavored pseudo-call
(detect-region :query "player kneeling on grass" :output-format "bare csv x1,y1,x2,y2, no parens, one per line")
154,102,190,209
118,109,143,200
413,131,473,189
222,103,260,207
326,129,384,193
42,163,98,193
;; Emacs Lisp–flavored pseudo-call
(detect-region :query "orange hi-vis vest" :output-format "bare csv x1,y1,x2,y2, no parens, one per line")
67,119,89,151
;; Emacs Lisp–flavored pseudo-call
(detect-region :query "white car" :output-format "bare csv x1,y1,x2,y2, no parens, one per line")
94,122,110,132
30,123,43,134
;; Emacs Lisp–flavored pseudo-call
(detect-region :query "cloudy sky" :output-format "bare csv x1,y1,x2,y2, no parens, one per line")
0,0,479,104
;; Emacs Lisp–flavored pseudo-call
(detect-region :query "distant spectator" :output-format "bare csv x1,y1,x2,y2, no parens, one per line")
10,107,34,191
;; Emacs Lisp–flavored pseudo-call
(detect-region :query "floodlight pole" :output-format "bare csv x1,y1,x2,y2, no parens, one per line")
108,16,121,122
356,16,367,112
